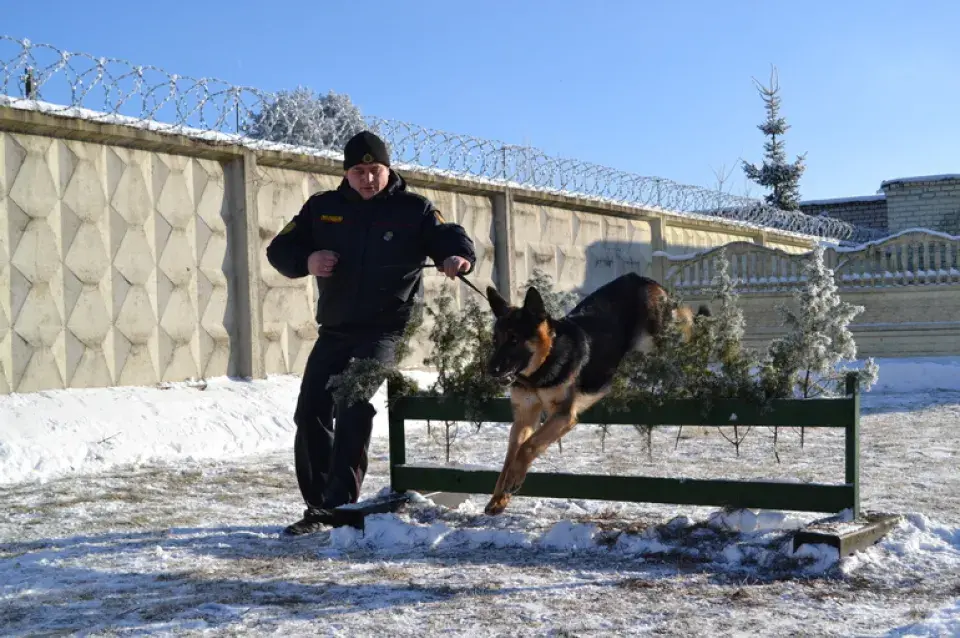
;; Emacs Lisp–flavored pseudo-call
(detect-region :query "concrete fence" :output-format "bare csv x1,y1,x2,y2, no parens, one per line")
662,230,960,358
4,105,953,395
0,105,825,394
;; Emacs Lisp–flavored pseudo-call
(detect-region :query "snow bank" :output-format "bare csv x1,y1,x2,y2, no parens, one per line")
1,356,958,487
847,356,960,394
0,376,298,486
326,498,960,583
0,370,438,486
888,599,960,637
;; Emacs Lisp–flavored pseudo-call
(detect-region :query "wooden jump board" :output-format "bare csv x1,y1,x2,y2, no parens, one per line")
792,512,902,557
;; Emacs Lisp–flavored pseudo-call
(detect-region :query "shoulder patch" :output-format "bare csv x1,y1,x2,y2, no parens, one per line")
279,220,296,235
434,209,446,224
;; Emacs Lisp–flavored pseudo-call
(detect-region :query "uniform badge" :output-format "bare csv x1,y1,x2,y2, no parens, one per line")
383,230,394,241
362,152,374,163
279,220,296,235
434,210,446,223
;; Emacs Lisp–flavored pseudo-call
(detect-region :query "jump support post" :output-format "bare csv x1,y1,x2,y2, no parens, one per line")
333,372,899,557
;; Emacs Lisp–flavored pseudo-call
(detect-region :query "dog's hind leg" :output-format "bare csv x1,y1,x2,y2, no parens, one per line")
499,388,607,498
485,388,541,516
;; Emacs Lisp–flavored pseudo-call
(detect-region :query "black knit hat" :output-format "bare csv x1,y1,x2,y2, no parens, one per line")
343,131,391,169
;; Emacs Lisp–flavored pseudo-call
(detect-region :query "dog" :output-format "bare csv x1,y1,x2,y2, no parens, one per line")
482,272,710,515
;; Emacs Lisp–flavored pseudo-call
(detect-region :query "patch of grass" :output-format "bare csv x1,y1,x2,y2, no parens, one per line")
726,587,765,606
907,606,932,621
213,492,247,505
155,571,195,582
617,577,658,590
138,601,196,622
213,556,331,582
366,565,410,581
206,471,289,491
28,489,148,513
120,514,161,528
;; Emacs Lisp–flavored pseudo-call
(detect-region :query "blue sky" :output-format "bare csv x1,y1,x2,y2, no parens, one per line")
4,0,958,201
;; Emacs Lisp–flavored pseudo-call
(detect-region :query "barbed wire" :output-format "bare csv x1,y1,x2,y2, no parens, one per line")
0,35,884,244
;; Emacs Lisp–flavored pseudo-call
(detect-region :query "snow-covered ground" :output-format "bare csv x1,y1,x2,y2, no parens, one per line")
2,357,959,636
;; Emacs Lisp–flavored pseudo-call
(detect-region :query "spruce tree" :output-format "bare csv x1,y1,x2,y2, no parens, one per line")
741,65,807,211
760,245,880,401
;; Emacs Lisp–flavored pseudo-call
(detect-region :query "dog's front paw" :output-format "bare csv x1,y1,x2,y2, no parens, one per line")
502,470,527,497
484,493,511,515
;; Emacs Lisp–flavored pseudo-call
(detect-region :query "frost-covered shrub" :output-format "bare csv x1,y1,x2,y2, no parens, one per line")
519,267,583,317
244,87,366,150
759,245,880,400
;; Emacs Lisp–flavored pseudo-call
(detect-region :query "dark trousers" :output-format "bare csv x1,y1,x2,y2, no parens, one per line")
293,325,402,510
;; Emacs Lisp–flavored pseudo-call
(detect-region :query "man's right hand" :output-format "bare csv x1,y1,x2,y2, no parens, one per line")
307,250,339,278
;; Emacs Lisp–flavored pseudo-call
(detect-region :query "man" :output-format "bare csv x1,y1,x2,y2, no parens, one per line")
266,130,476,536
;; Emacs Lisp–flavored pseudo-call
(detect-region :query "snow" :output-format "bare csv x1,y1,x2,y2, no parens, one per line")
0,370,438,487
2,358,959,635
801,194,887,206
843,356,960,394
833,227,960,253
881,173,960,187
890,599,960,637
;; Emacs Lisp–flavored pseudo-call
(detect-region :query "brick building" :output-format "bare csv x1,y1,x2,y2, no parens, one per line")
800,174,960,236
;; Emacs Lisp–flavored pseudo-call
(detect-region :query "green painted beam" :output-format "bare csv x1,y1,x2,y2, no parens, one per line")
388,395,856,428
392,465,856,514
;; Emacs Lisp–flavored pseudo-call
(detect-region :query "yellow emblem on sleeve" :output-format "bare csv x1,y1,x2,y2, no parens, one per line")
279,220,296,235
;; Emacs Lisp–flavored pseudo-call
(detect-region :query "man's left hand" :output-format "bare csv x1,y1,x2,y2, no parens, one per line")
441,256,471,279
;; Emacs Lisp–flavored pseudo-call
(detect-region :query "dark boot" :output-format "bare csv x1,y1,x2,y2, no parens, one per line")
282,507,335,536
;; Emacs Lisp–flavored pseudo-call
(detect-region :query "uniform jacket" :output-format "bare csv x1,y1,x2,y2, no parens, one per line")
266,169,477,331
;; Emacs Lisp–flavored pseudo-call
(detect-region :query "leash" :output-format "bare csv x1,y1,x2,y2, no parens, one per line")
383,261,487,299
453,268,486,298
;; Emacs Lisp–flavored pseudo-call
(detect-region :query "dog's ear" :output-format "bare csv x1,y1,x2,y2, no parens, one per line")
522,286,547,320
486,285,511,318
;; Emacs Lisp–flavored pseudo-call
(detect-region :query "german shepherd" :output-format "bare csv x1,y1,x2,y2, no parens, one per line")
482,272,709,515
